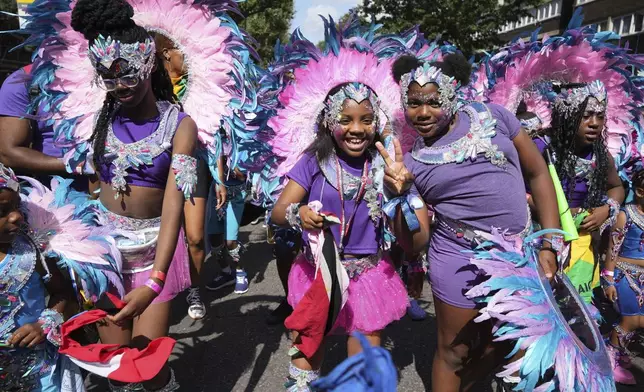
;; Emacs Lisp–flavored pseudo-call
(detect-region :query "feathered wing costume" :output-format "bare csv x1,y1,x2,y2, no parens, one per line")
465,229,614,391
472,9,644,183
22,0,266,179
20,176,123,302
253,16,414,207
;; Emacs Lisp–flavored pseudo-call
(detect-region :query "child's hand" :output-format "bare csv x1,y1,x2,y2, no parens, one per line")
604,285,618,302
376,139,414,196
299,205,324,231
8,323,45,348
580,205,610,232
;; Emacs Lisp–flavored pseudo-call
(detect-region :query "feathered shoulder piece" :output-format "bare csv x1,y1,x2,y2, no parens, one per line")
22,0,266,179
471,8,644,181
252,15,414,206
20,176,123,302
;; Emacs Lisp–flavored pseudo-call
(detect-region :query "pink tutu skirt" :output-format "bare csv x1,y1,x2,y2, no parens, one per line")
103,208,191,304
287,252,408,334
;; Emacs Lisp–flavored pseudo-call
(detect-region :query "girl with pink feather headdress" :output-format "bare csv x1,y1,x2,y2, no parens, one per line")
267,16,431,391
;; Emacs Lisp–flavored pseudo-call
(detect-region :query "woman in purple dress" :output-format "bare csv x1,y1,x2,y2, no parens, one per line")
71,0,199,390
387,53,561,391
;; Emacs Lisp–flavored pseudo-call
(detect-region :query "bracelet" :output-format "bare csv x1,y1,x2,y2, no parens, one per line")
145,279,163,296
38,309,64,346
600,198,621,233
543,233,565,254
285,203,302,231
150,270,167,283
601,277,616,288
601,269,615,277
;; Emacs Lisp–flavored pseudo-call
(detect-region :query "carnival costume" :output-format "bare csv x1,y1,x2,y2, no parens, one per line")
261,17,422,390
396,39,615,388
0,163,123,391
472,9,644,184
21,0,269,305
601,203,644,384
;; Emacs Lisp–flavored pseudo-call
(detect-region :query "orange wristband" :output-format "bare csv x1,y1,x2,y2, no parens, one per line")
150,270,167,283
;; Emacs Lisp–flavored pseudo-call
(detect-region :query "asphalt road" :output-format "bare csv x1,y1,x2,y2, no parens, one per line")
86,222,643,391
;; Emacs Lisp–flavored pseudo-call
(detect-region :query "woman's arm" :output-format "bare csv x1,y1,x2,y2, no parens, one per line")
513,130,560,277
580,154,624,232
271,180,323,231
602,211,626,302
109,116,198,322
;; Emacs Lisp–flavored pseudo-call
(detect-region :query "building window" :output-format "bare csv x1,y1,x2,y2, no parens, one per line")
612,13,644,36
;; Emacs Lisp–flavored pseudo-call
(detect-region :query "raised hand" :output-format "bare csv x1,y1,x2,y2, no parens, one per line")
376,138,414,196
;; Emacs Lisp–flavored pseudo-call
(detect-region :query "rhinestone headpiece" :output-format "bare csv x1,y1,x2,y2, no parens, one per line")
0,163,20,192
89,34,156,80
553,80,607,118
400,63,460,116
520,115,543,137
320,82,381,131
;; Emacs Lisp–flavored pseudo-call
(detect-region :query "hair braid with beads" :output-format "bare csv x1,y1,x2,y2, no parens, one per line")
548,89,609,208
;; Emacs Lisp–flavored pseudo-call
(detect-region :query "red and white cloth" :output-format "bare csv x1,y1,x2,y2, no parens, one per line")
284,201,350,358
59,294,176,383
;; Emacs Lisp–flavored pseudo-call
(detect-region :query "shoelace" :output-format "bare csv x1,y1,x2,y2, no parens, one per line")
186,288,203,306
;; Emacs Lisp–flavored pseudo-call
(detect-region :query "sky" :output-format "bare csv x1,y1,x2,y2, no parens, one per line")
291,0,361,44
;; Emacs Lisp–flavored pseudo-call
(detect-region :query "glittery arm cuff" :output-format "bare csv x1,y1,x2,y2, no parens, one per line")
600,198,621,234
171,154,198,199
285,203,302,232
38,308,64,347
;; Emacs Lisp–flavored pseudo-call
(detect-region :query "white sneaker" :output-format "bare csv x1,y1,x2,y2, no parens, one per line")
186,287,206,320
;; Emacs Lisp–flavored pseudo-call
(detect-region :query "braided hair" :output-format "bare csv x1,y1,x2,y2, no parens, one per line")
71,0,178,167
549,84,609,208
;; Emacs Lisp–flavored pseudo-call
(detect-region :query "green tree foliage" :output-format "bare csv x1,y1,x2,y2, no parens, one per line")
361,0,544,55
233,0,294,64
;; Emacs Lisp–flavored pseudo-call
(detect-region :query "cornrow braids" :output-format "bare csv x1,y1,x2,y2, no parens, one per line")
549,96,609,208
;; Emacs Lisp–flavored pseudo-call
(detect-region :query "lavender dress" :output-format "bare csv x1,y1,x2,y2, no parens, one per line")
406,103,528,308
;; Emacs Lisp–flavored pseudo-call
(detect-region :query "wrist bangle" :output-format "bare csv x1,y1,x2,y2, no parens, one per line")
601,269,614,277
285,203,302,231
38,309,64,346
145,279,163,296
150,270,167,283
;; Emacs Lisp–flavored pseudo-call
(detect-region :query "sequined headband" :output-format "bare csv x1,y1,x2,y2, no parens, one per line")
520,116,543,136
0,164,20,192
89,34,156,81
553,80,607,118
400,63,460,116
320,82,382,132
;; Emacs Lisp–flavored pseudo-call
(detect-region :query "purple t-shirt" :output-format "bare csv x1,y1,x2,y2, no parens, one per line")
530,137,590,209
405,103,528,233
0,69,60,158
287,152,379,255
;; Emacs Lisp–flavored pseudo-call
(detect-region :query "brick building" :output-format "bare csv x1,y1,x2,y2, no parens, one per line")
498,0,644,53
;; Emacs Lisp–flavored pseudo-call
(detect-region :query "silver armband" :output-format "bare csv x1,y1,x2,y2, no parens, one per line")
172,154,198,199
